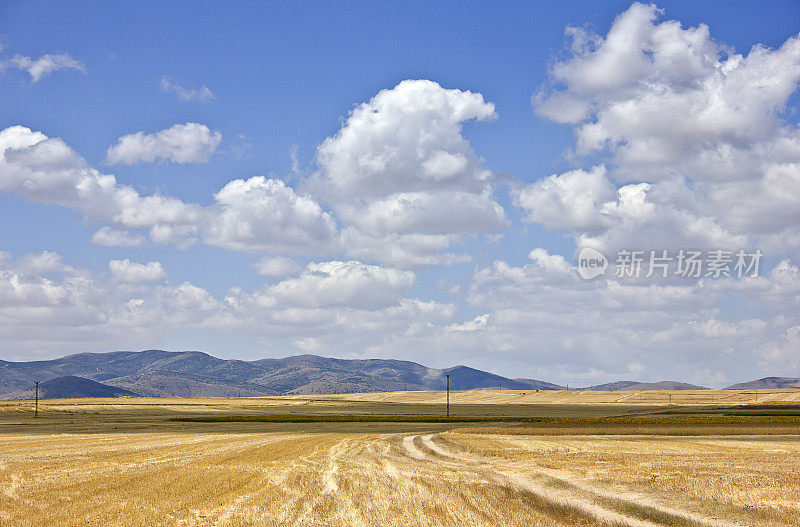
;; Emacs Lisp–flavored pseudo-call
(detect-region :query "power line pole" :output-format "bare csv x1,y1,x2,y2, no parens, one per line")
446,374,450,418
34,381,39,418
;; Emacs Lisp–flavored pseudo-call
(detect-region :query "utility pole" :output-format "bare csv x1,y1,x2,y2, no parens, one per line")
34,381,39,418
446,374,450,418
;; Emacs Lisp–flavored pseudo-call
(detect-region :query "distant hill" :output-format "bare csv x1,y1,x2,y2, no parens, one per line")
0,350,563,398
4,350,791,398
726,377,800,389
583,380,707,391
4,376,139,399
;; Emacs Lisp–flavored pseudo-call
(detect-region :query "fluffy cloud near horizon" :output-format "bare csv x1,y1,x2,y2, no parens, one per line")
0,252,456,365
0,245,799,384
106,122,222,165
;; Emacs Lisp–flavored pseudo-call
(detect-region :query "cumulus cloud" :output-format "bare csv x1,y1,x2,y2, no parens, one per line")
0,252,452,362
253,256,302,277
3,16,799,385
455,249,800,386
514,166,615,234
339,190,507,237
264,260,415,309
445,313,490,332
1,53,85,82
527,2,800,257
202,177,338,253
91,226,146,247
313,79,508,266
757,325,800,374
316,80,496,199
159,77,215,102
1,79,510,267
106,122,222,165
109,259,166,283
338,228,472,268
506,3,800,386
0,125,337,255
0,125,202,234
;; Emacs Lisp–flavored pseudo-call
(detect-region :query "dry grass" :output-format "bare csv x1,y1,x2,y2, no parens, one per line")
286,388,800,406
442,431,800,526
0,431,618,527
1,394,798,526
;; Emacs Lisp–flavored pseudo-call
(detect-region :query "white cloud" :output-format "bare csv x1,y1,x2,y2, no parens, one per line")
1,53,85,82
338,228,472,268
527,248,574,276
2,19,799,386
313,79,507,266
1,78,511,267
109,259,166,283
106,122,222,165
253,256,302,277
91,226,146,247
159,77,215,102
0,251,454,362
264,260,415,309
0,125,202,233
445,313,489,332
527,2,800,256
0,125,337,255
454,252,800,386
757,325,800,374
514,166,615,234
0,246,796,386
339,190,507,237
17,251,67,273
202,176,338,254
316,79,496,199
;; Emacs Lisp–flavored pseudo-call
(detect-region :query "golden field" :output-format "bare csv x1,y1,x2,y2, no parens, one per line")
0,389,799,526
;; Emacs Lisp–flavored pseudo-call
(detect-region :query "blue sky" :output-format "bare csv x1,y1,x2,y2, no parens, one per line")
1,1,800,387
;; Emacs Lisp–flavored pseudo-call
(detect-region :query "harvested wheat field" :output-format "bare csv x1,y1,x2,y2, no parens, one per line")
0,394,798,526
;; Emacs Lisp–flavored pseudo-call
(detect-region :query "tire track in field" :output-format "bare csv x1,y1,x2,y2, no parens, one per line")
404,433,747,527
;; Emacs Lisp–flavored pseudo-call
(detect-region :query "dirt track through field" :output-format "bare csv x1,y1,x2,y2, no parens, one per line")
404,433,746,527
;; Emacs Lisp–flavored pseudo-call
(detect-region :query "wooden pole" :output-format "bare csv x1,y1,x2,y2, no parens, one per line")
34,381,39,418
446,374,450,418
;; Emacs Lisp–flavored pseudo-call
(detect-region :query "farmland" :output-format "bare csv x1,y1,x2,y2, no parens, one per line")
1,389,799,526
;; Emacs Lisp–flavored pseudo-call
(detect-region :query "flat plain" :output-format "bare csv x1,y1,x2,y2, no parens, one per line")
1,389,799,526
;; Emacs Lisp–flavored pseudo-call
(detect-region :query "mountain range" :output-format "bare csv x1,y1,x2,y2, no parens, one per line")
0,350,560,398
0,350,794,399
725,377,800,389
4,376,138,399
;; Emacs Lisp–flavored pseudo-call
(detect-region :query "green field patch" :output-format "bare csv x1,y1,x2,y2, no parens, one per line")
171,414,544,423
